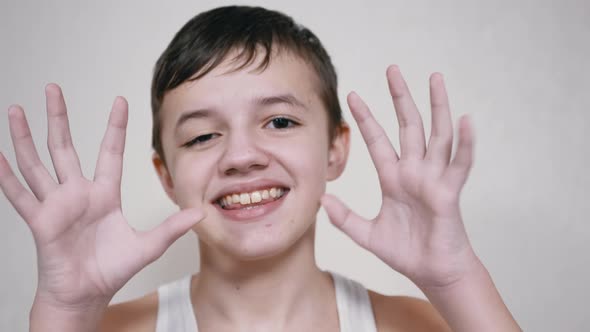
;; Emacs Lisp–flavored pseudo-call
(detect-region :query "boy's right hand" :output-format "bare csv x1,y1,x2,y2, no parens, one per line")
0,84,205,328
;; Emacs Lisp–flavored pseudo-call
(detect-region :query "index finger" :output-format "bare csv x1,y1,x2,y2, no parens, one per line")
347,91,399,178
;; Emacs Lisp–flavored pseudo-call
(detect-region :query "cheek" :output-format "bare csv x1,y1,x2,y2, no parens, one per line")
170,153,216,207
279,132,329,186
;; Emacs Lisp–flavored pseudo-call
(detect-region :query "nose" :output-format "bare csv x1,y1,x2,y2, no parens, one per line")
218,130,270,176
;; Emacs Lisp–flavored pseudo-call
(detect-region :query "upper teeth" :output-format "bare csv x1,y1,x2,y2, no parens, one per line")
220,187,285,207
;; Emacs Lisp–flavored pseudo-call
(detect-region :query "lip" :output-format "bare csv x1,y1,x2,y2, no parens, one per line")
211,179,290,203
214,189,289,222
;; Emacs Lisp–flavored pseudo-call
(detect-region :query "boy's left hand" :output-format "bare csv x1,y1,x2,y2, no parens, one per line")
322,65,481,290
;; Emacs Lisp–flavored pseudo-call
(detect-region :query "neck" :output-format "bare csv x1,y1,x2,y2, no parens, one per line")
192,222,336,330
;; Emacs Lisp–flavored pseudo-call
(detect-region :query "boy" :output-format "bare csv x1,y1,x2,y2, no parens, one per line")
0,5,521,331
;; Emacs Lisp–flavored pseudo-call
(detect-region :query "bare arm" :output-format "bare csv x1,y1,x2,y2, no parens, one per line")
419,259,520,332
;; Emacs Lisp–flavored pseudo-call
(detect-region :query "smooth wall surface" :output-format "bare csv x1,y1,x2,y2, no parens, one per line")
1,0,588,331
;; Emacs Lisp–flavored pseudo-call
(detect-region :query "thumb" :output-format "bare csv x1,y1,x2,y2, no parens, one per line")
321,194,372,250
140,207,206,263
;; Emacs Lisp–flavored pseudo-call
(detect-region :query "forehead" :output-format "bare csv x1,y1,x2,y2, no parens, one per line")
160,49,322,119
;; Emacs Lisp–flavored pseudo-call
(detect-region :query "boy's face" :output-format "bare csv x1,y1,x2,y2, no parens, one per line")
153,50,349,260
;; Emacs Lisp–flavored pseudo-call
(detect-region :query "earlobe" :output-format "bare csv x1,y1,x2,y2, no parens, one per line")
152,152,177,204
326,123,351,181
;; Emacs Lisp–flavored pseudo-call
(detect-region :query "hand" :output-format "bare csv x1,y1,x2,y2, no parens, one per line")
322,65,479,289
0,84,205,313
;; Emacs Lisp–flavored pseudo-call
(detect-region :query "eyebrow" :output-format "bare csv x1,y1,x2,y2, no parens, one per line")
253,93,307,110
175,93,307,130
175,109,212,131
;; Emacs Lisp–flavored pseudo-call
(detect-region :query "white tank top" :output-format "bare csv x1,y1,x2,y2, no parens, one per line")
155,271,377,332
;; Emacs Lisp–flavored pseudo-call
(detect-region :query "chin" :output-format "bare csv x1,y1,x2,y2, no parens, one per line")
199,214,316,262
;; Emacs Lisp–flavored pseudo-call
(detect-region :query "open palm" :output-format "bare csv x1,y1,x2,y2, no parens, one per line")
322,66,478,289
0,84,204,308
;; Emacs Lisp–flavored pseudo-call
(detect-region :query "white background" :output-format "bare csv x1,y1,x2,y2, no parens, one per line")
1,0,588,331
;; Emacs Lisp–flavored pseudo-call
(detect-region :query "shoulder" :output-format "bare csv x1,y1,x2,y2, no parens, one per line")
368,290,452,332
98,290,159,332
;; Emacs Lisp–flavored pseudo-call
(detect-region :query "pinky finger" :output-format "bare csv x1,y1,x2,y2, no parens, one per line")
0,152,40,222
445,115,474,188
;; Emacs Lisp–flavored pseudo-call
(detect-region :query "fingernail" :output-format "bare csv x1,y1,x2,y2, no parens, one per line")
45,83,60,96
114,96,127,108
7,105,18,116
433,72,444,82
389,64,400,72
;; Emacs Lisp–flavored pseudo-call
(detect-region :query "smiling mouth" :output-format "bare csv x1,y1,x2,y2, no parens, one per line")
216,187,290,210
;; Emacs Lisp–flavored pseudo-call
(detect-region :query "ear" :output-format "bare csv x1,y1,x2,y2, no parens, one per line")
152,152,178,204
326,123,350,181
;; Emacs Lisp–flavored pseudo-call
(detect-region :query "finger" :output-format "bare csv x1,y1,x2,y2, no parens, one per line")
425,73,453,164
386,65,427,160
94,97,128,186
347,92,399,178
321,194,373,250
139,208,206,263
8,106,57,200
0,152,40,222
445,115,474,188
45,83,83,183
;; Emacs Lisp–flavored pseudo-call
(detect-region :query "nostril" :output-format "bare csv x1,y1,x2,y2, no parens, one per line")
224,163,266,176
221,148,270,174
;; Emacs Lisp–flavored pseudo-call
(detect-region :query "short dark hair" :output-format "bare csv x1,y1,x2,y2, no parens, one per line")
150,5,343,165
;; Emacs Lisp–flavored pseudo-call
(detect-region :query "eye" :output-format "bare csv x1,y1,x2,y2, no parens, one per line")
265,117,299,129
183,133,219,147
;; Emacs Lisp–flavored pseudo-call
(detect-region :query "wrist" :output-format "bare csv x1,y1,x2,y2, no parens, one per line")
418,252,485,293
30,296,108,332
417,259,521,332
409,244,482,292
